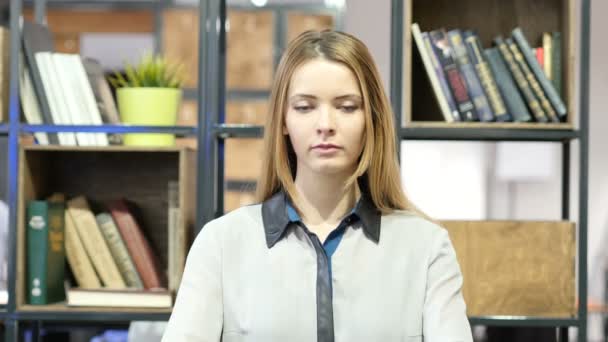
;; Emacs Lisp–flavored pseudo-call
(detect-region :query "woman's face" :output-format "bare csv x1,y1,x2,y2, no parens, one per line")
284,57,365,177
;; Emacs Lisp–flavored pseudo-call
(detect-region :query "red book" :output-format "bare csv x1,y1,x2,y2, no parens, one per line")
107,199,164,290
535,47,544,69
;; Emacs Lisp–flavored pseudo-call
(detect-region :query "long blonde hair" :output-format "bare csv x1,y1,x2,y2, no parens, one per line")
257,30,420,215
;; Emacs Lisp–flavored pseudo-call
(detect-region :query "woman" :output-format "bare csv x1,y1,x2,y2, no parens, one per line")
162,30,472,342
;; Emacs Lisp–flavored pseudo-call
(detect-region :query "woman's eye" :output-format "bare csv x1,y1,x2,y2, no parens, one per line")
340,105,359,113
294,105,313,113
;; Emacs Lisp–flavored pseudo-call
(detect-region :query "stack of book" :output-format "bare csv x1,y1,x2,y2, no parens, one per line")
412,24,566,124
25,187,183,309
19,21,122,146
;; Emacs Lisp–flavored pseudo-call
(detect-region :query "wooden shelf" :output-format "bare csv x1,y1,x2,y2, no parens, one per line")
16,147,197,312
402,0,576,127
17,304,171,322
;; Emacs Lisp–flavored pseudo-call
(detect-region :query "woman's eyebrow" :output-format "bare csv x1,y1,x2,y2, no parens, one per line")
289,94,317,101
334,94,362,101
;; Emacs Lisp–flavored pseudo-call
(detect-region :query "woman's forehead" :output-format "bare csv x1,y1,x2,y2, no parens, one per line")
288,58,361,97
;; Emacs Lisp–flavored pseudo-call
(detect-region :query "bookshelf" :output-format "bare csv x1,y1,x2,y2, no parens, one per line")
2,0,343,340
391,0,590,341
400,0,576,129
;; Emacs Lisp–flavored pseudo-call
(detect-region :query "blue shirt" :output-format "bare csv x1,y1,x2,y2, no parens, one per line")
286,201,359,279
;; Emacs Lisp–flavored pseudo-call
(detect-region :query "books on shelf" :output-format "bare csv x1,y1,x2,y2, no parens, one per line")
20,20,120,146
26,193,177,308
412,23,566,124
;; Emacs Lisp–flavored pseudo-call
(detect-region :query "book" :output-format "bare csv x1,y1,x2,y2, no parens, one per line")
49,53,95,146
69,54,109,146
506,37,559,123
21,20,60,144
512,27,566,121
429,29,478,121
35,51,78,145
96,212,144,289
66,196,126,288
411,23,455,122
484,48,531,122
535,48,544,69
552,32,562,99
19,49,49,144
65,281,171,308
422,33,460,122
168,180,185,293
448,29,494,122
542,32,552,80
494,36,547,122
463,31,509,122
82,57,122,145
64,209,101,289
27,200,66,304
108,199,165,290
81,58,120,125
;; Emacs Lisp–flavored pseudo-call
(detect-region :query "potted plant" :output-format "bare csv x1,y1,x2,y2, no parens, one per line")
109,54,185,146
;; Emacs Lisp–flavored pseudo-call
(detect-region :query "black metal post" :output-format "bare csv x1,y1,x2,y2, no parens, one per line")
197,0,226,232
390,0,403,158
578,0,591,341
33,0,45,23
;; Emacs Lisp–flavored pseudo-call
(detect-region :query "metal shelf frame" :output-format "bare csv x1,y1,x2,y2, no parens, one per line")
20,124,197,135
389,0,590,341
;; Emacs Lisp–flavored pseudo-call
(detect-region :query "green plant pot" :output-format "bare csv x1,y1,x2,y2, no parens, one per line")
117,87,182,146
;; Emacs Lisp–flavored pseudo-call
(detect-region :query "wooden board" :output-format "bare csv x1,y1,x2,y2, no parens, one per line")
224,190,257,213
286,12,334,44
162,9,200,88
404,0,575,127
225,138,264,181
227,10,274,90
226,100,268,125
224,100,269,180
24,9,154,34
54,33,80,54
441,220,576,317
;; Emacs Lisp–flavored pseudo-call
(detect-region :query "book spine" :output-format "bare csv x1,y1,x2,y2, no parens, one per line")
429,29,478,121
411,23,454,122
494,36,547,122
552,32,562,99
27,201,48,305
422,33,461,122
96,213,144,289
45,201,66,303
64,211,101,289
464,32,509,122
67,196,126,288
484,48,531,122
506,38,559,122
543,32,553,80
535,48,544,69
21,22,60,144
448,29,494,121
168,180,184,292
512,28,566,120
108,200,163,290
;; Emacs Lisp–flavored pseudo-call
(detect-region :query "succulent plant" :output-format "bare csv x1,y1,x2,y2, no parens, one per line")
109,54,185,89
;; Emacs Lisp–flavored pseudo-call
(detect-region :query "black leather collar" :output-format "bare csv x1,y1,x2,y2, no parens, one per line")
261,189,381,248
